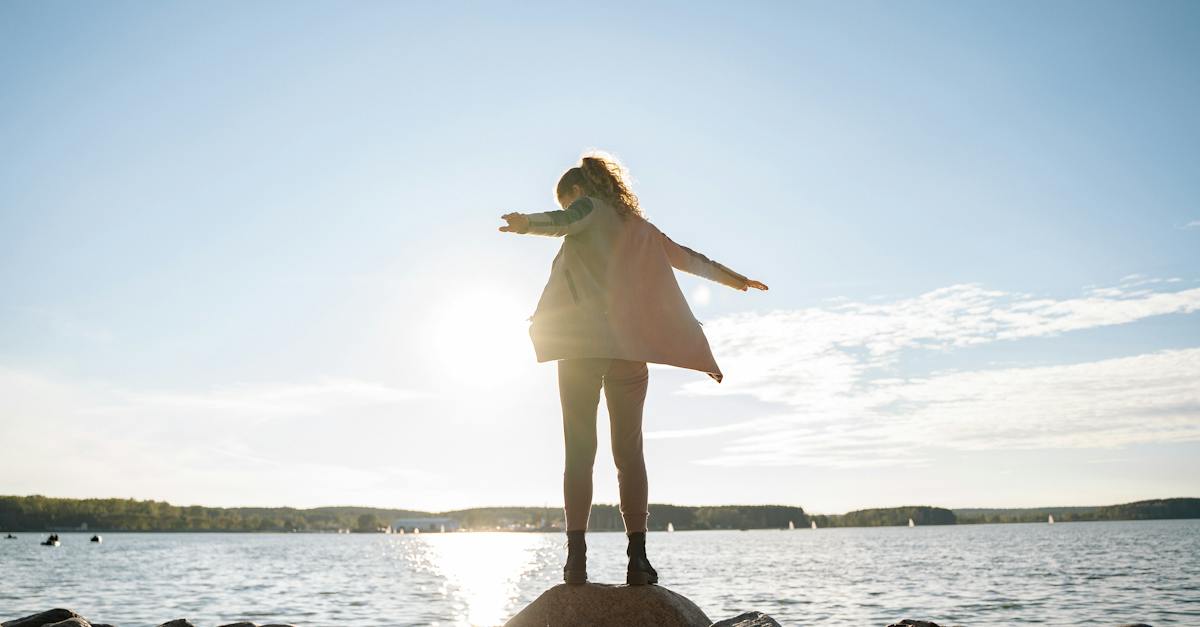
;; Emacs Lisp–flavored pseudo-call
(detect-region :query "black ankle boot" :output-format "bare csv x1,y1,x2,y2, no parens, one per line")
563,529,587,584
626,531,658,585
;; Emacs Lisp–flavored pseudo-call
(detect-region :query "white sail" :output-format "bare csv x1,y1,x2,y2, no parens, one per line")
788,520,795,530
811,520,817,529
667,522,675,533
1048,514,1054,524
908,518,915,527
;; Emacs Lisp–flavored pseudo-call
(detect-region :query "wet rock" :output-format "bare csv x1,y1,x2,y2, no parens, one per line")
44,621,90,627
216,623,296,627
505,583,712,627
156,621,196,627
888,614,969,619
710,610,782,626
886,621,965,627
2,609,87,627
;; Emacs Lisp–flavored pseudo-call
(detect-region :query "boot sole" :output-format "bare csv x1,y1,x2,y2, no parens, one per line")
626,570,657,585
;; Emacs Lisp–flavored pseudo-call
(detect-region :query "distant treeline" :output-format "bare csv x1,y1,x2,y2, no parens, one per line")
0,496,429,533
810,505,956,528
954,498,1200,524
2,495,1196,533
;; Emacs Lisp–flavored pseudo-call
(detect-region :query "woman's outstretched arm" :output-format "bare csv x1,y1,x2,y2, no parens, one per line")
661,232,768,291
499,197,599,237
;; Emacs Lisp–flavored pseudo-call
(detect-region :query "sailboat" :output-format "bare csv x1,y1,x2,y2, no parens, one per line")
667,522,675,533
787,520,795,530
1048,514,1055,524
908,518,915,527
811,520,817,530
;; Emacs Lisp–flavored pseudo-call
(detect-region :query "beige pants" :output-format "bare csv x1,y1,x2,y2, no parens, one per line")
558,357,650,533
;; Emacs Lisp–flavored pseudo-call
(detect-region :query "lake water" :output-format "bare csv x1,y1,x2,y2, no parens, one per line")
2,520,1197,626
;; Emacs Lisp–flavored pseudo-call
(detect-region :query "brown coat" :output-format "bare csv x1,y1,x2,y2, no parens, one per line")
518,195,748,383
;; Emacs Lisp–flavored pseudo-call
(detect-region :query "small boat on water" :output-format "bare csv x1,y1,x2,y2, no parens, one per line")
667,522,675,533
811,521,817,530
41,534,60,547
908,518,915,527
787,520,794,530
4,533,16,540
91,535,103,543
1048,514,1055,524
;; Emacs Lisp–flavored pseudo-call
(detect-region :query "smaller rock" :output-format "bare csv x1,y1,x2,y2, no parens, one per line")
157,621,196,627
1116,624,1153,627
886,622,940,627
215,622,294,627
45,620,90,627
3,609,86,627
710,611,782,626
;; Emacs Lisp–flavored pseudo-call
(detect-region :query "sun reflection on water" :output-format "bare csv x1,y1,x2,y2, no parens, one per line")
394,532,548,626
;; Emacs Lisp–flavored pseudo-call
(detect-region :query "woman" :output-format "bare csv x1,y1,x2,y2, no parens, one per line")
498,152,768,586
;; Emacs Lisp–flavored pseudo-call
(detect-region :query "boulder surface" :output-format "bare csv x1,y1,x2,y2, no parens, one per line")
504,583,713,627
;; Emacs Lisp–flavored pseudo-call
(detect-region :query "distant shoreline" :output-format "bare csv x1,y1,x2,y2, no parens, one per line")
3,495,1197,534
5,517,1198,535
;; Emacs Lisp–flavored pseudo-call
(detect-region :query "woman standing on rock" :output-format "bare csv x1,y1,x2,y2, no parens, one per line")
498,151,768,585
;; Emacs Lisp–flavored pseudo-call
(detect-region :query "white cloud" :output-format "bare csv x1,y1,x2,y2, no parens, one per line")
1182,220,1200,229
659,279,1200,467
0,367,433,504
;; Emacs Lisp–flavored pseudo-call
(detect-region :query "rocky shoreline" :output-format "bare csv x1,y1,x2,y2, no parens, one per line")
1,610,294,627
3,605,1156,627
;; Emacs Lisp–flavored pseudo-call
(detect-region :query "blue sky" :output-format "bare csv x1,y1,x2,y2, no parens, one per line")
1,1,1197,514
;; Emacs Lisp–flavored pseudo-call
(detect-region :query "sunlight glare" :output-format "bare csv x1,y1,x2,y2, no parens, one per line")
424,283,534,387
416,532,546,626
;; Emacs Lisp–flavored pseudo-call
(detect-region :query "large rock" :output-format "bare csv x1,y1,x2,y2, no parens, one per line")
505,583,712,627
3,610,86,627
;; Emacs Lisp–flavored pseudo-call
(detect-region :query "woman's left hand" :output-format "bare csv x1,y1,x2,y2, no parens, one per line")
742,279,769,291
499,212,529,233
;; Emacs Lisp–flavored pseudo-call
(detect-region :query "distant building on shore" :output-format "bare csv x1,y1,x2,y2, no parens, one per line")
392,517,459,533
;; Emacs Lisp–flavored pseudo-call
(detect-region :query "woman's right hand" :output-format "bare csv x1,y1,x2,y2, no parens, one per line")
741,279,768,291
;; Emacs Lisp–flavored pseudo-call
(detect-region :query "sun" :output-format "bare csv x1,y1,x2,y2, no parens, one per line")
425,282,535,384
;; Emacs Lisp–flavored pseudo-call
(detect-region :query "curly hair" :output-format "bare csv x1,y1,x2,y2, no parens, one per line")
555,150,645,220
